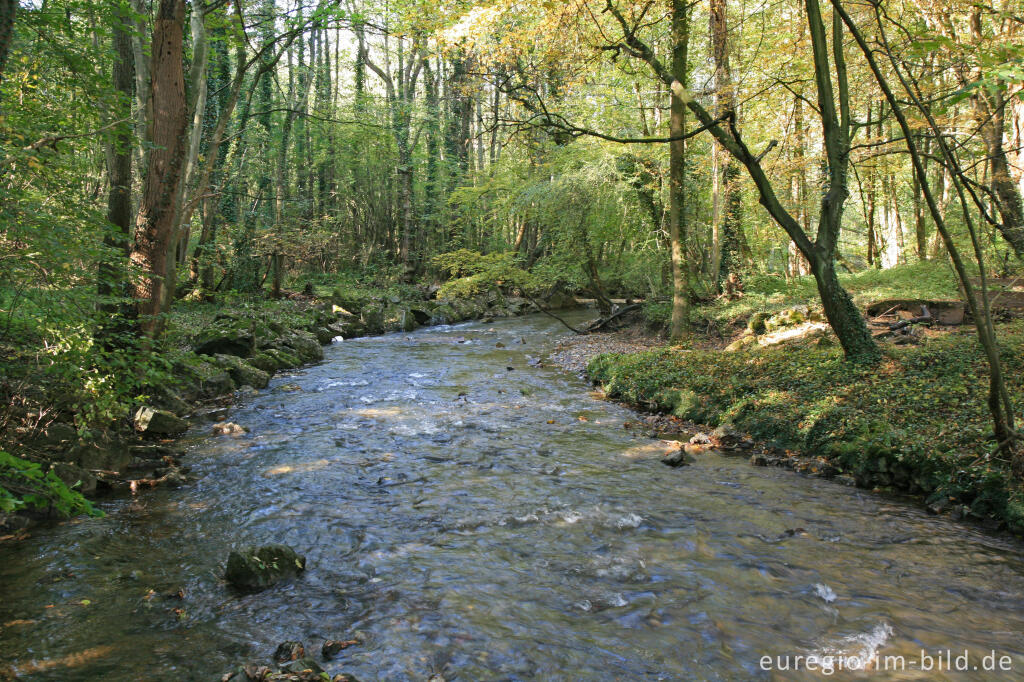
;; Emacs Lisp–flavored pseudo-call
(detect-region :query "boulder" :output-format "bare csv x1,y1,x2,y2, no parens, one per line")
33,422,78,448
661,449,695,468
225,544,306,591
280,658,324,676
764,307,807,332
273,641,305,663
172,354,236,400
264,348,302,370
747,311,770,335
312,327,335,344
724,334,757,352
278,330,323,363
711,423,745,449
213,422,247,436
194,319,256,358
134,406,188,436
400,310,418,332
212,354,271,390
360,306,385,335
409,306,433,325
248,352,280,374
52,462,97,496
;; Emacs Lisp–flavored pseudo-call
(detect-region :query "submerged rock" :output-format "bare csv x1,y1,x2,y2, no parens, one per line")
661,448,695,468
225,544,306,591
134,406,188,436
273,641,305,663
213,422,248,436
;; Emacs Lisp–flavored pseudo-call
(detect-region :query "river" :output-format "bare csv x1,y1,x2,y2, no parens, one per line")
2,312,1023,680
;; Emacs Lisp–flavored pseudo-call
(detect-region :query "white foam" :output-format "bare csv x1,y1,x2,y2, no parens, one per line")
811,622,894,670
814,583,837,604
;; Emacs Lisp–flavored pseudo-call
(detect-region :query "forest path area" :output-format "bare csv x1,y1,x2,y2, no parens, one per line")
2,313,1024,680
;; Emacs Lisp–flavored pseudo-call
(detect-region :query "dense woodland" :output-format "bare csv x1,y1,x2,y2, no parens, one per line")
1,0,1024,506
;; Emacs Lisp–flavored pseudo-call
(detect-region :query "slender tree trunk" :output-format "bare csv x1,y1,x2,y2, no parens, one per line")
667,0,690,341
128,0,188,337
98,3,134,324
709,0,741,292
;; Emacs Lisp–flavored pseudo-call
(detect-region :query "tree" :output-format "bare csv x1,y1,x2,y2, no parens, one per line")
603,0,880,361
128,0,188,336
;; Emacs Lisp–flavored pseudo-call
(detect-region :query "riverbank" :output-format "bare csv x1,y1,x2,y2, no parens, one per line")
1,285,574,535
581,318,1024,535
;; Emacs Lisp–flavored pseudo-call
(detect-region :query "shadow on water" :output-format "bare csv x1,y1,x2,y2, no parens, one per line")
2,312,1024,680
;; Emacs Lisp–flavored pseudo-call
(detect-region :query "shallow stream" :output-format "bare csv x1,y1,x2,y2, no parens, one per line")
2,313,1023,680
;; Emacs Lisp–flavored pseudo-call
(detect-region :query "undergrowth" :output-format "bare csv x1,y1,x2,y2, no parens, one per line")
588,317,1024,533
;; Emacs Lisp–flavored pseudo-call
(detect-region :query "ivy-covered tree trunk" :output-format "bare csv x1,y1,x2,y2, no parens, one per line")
128,0,187,337
667,0,690,341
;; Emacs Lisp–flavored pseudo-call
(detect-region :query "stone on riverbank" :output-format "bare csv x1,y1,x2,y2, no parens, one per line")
225,544,306,591
212,354,271,389
134,406,188,436
194,320,256,358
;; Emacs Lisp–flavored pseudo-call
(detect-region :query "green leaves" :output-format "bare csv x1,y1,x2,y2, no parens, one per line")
0,451,103,519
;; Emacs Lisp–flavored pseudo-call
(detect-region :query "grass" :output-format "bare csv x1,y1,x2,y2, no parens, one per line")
644,261,964,330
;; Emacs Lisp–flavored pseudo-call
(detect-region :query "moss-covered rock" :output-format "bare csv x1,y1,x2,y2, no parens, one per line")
264,347,301,369
278,330,323,363
248,352,280,374
193,318,256,358
360,305,385,335
211,354,271,389
312,326,336,344
172,353,236,400
747,311,770,335
225,544,306,591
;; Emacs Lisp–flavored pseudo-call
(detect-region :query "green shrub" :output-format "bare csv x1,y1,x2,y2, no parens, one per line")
0,451,102,518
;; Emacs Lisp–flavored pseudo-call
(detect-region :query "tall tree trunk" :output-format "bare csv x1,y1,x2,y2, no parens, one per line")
98,3,134,324
667,0,690,341
173,1,210,269
128,0,187,337
709,0,741,292
986,89,1024,259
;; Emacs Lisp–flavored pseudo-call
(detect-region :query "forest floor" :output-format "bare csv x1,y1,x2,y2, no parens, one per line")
563,263,1024,536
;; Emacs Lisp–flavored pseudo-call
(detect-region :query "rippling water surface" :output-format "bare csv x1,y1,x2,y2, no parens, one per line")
2,313,1023,680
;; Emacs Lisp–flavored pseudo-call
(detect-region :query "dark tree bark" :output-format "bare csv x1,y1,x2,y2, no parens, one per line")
98,4,134,323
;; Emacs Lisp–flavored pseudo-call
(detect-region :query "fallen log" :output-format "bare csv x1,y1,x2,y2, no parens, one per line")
586,303,643,333
889,305,932,331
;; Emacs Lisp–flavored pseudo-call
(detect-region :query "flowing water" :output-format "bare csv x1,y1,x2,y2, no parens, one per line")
2,313,1024,681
